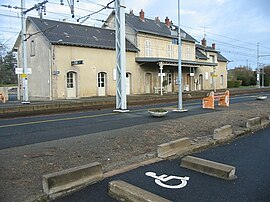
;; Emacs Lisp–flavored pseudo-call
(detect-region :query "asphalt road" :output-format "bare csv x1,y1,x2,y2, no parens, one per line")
0,92,269,150
54,126,270,202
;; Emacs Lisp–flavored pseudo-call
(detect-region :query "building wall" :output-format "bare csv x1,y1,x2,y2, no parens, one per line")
52,45,139,99
17,21,51,101
136,33,196,61
216,61,228,89
182,42,196,61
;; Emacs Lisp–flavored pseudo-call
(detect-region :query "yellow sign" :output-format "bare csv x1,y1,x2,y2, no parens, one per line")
211,74,218,77
21,73,27,78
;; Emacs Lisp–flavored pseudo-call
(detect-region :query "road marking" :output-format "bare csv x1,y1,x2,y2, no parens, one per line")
0,105,185,129
0,112,118,128
145,171,189,189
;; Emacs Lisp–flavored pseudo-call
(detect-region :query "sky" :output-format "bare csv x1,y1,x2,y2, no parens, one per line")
0,0,270,69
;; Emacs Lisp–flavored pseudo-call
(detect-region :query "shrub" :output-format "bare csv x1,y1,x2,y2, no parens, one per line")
234,80,242,87
227,81,235,88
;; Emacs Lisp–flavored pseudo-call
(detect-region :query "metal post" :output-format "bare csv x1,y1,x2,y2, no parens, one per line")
261,65,264,88
21,0,29,104
174,0,187,112
159,63,163,96
256,43,260,88
114,0,128,112
213,67,216,92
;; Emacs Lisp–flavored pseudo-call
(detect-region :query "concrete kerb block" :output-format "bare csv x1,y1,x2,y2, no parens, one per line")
180,155,236,180
246,117,261,128
3,107,20,113
157,137,191,158
33,105,47,111
213,125,234,140
109,180,172,202
43,162,103,196
18,105,34,112
46,104,61,110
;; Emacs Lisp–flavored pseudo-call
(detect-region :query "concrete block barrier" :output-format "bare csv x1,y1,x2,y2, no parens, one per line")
109,180,172,202
33,105,47,111
18,106,34,112
157,137,191,158
3,107,20,113
43,162,103,195
213,125,233,140
246,117,261,128
180,156,236,180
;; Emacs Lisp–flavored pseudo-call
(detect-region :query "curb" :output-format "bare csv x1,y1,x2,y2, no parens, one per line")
108,180,172,202
42,162,103,197
180,155,236,180
246,117,261,128
213,125,234,140
157,137,191,158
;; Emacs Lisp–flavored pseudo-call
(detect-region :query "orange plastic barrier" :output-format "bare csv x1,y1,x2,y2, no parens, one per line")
0,92,6,103
202,91,214,109
202,90,230,109
217,90,230,107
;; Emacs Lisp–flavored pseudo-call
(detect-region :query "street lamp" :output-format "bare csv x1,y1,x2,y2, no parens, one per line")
173,0,187,112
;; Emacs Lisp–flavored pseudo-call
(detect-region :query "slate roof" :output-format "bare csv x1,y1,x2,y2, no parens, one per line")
28,17,138,52
125,13,197,42
217,52,228,62
196,44,228,62
196,49,208,60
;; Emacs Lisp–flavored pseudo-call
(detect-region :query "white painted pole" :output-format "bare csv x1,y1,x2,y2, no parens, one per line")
21,0,29,104
256,43,260,88
174,0,187,112
160,63,163,96
114,0,128,112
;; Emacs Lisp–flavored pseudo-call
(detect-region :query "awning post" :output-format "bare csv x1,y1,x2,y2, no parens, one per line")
159,62,164,96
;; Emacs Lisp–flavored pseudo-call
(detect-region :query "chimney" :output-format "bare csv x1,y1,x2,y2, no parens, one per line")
201,38,207,47
155,16,160,23
130,9,134,15
139,9,145,21
165,16,170,27
212,43,216,49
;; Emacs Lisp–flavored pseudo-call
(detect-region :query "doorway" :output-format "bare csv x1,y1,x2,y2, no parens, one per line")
166,73,173,92
66,71,77,98
98,72,106,96
126,73,131,95
199,74,203,90
145,73,152,93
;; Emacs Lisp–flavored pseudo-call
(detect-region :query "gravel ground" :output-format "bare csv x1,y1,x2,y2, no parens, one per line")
0,98,270,202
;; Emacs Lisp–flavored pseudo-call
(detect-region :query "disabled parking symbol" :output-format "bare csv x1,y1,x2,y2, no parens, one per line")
145,171,189,189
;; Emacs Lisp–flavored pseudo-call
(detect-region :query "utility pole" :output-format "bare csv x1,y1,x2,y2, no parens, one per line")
174,0,187,112
21,0,29,104
256,43,260,88
20,0,48,103
258,54,270,87
114,0,128,112
261,64,264,87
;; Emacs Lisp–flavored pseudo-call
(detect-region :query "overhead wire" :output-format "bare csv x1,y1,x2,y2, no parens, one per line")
77,0,115,24
1,0,270,68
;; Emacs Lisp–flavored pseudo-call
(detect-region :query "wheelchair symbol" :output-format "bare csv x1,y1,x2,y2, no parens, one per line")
145,171,189,189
